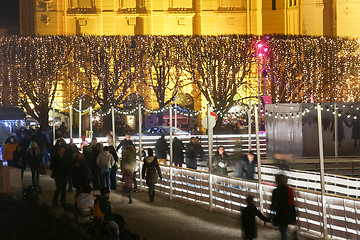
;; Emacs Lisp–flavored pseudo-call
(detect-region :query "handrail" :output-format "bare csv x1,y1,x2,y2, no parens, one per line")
116,164,360,240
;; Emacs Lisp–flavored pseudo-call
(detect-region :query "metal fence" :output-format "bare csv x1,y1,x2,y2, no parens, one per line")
118,165,360,240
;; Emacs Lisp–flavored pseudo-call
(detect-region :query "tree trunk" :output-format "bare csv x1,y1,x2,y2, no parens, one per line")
38,104,50,129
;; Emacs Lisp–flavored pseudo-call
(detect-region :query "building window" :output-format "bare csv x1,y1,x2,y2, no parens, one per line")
272,0,276,10
289,0,293,6
69,0,94,8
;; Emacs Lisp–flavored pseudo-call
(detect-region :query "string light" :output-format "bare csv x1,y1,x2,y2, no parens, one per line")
1,35,360,128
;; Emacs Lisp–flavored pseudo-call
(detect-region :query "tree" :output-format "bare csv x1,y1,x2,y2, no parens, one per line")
0,36,19,106
12,36,72,128
266,35,360,103
75,36,148,132
182,35,257,129
144,36,187,125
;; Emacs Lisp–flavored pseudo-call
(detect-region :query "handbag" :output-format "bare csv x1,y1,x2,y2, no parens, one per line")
39,164,47,175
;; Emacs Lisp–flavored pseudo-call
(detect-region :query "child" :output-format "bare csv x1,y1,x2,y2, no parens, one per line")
241,195,270,240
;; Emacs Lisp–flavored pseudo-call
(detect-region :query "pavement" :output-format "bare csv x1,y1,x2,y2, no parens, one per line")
22,170,303,240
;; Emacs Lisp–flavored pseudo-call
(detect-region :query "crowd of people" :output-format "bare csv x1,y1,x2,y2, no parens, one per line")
1,126,297,240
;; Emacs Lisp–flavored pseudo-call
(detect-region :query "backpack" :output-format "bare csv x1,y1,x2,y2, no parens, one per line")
92,200,104,223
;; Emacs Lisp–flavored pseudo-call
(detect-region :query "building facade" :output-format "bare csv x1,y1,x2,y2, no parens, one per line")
20,0,360,38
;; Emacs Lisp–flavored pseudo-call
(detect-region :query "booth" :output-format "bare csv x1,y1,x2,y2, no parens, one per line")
0,106,25,198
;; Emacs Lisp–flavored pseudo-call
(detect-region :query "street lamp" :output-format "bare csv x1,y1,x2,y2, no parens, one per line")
256,37,269,130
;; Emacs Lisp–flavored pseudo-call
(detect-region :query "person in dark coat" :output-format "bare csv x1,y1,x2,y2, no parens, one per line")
142,148,162,202
212,146,229,176
27,141,42,187
108,146,119,190
116,133,134,157
12,145,26,179
155,135,169,165
122,145,137,204
51,146,70,207
95,188,120,240
172,137,184,167
242,195,270,240
271,174,296,240
185,137,197,170
241,152,257,180
72,152,90,194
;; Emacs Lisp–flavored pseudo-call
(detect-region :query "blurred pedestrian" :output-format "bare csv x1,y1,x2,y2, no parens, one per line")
51,146,70,207
108,146,119,190
72,152,90,194
96,146,115,190
12,145,26,179
241,152,257,180
212,146,229,176
242,195,270,240
231,143,243,178
27,141,42,187
122,145,137,204
116,133,134,158
142,148,162,202
172,137,184,167
185,137,197,170
271,174,297,240
155,135,169,165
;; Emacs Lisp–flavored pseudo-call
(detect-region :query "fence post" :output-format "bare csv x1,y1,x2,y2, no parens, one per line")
79,98,82,139
248,100,252,151
255,105,264,212
111,105,115,147
138,104,143,191
207,103,213,211
317,103,328,239
70,105,73,140
334,103,338,159
53,104,56,145
169,104,173,200
90,106,93,139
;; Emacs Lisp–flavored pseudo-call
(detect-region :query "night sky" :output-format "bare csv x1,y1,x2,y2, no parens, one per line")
0,0,19,28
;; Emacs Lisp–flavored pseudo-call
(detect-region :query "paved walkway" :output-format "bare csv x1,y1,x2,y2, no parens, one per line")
22,170,302,240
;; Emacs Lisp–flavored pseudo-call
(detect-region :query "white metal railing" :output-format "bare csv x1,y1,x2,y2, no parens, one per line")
65,133,267,156
116,165,360,240
259,166,360,199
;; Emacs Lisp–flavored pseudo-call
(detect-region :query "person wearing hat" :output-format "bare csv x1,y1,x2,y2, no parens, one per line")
94,187,119,240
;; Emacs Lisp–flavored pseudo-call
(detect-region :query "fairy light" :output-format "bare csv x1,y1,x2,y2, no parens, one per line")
0,35,359,129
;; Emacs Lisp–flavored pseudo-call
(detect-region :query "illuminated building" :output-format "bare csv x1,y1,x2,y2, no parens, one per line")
15,0,360,132
19,0,360,38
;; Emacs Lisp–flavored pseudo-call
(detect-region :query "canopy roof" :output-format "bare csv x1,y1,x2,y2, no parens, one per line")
0,106,26,121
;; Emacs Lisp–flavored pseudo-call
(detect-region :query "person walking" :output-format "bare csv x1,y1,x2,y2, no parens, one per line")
241,195,271,240
12,145,26,180
96,146,115,190
212,146,229,176
72,152,90,194
122,145,137,204
185,137,197,170
51,146,70,207
116,133,134,158
27,141,42,187
142,148,162,202
172,137,184,167
271,174,297,240
241,152,257,180
155,135,169,166
108,146,119,190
